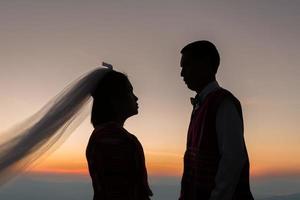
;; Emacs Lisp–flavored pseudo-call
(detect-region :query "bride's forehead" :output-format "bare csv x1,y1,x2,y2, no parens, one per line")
127,81,134,91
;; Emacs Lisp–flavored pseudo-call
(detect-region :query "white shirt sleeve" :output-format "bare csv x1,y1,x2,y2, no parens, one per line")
209,97,247,200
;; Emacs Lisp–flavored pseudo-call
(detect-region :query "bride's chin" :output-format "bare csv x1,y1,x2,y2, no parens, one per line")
128,110,138,118
134,110,139,115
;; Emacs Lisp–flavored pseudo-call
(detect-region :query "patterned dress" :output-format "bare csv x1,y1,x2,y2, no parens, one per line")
86,122,153,200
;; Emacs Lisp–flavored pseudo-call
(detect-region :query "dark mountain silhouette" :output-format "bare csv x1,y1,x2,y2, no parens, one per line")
259,193,300,200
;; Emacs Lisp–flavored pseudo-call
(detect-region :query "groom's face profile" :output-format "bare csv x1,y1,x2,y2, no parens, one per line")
180,53,213,92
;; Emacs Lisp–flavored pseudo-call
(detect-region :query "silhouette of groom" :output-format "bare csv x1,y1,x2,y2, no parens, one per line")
179,41,254,200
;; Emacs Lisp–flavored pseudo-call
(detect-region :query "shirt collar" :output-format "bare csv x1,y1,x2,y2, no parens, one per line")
196,80,220,102
191,81,220,108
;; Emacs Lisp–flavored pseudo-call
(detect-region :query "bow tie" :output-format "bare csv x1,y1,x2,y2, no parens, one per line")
190,94,201,107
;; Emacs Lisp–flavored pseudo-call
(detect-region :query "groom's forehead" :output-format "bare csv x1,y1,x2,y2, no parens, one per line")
181,54,194,66
180,54,187,66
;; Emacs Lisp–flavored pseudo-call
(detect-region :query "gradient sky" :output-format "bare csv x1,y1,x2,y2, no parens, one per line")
0,0,299,182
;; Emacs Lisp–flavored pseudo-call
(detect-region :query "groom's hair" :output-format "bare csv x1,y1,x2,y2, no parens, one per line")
181,40,220,74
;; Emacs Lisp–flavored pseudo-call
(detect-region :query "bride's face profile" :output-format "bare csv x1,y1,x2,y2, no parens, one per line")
91,71,139,126
111,81,139,120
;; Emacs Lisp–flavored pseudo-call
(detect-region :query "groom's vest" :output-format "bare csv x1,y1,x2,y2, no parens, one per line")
180,88,253,200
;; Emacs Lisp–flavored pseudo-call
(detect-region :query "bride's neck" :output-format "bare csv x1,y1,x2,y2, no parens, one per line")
99,119,125,127
112,120,125,127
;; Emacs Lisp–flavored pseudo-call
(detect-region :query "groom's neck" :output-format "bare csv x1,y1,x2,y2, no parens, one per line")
195,77,216,94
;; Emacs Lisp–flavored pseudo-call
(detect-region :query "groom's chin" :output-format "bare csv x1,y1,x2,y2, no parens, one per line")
186,82,198,91
186,83,195,91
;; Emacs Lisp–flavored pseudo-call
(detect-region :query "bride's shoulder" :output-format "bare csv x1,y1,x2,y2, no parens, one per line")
125,132,143,146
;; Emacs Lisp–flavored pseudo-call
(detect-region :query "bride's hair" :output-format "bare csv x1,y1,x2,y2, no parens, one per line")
0,67,111,185
91,70,129,127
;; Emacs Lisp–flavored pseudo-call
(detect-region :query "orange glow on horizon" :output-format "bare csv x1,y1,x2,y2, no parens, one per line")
29,168,88,176
28,166,300,180
28,150,300,179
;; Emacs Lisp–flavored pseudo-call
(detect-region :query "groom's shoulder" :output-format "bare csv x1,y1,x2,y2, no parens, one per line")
216,87,242,106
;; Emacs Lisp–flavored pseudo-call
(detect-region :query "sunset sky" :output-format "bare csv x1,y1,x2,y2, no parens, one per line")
0,0,299,194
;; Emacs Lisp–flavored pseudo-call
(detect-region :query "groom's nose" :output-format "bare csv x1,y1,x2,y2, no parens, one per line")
180,68,185,77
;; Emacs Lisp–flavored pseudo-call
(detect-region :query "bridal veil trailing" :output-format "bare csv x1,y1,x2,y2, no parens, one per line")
0,65,112,185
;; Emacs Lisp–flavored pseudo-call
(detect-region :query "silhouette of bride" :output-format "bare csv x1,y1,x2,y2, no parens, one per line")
87,69,152,199
0,63,152,199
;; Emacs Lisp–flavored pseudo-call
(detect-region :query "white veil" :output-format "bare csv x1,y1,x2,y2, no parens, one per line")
0,65,112,185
